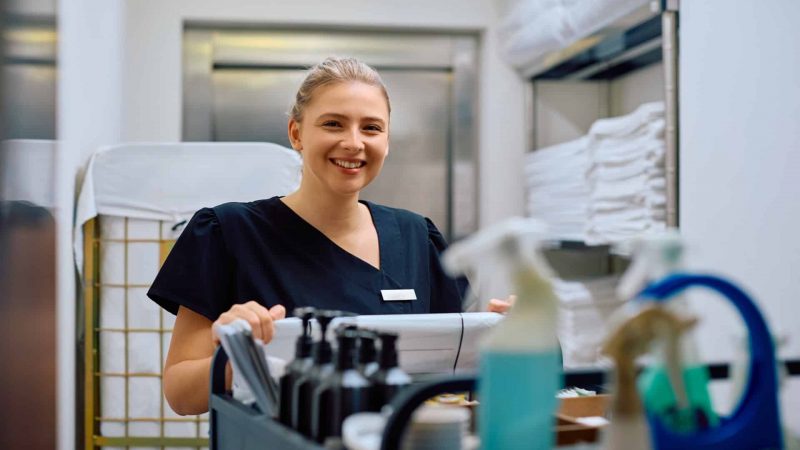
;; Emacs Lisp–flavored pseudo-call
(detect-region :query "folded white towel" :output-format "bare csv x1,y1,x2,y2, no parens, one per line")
589,103,666,137
498,0,651,73
525,136,592,240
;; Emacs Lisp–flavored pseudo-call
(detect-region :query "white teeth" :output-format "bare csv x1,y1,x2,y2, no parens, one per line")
333,159,364,169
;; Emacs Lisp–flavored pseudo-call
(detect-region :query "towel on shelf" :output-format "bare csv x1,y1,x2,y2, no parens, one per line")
555,276,625,367
585,102,667,245
525,136,591,241
497,0,651,72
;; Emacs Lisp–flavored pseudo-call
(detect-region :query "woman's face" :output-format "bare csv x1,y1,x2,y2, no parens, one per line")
288,81,390,197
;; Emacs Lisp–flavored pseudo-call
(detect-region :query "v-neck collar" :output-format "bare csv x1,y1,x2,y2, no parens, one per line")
273,197,403,282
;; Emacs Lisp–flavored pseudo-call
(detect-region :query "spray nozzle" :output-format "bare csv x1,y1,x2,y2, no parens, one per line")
603,303,697,416
617,229,686,301
442,217,554,311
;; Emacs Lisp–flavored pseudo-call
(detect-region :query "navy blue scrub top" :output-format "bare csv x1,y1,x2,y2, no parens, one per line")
147,197,467,320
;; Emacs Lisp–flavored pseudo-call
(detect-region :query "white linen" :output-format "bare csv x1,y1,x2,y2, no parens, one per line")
524,101,667,244
74,142,302,274
498,0,651,72
585,102,667,244
555,276,624,367
525,136,591,241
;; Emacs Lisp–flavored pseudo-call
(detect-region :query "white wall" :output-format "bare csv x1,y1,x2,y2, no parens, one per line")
533,81,609,148
119,0,528,227
610,62,664,116
680,0,800,369
58,1,126,449
532,63,664,149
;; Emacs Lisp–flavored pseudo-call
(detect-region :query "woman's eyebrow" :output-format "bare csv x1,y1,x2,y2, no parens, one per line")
317,113,386,126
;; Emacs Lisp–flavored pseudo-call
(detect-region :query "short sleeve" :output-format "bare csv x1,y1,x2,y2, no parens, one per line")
147,208,233,321
425,218,468,313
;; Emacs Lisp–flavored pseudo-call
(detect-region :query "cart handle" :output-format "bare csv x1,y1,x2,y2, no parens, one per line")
211,345,229,396
379,375,476,450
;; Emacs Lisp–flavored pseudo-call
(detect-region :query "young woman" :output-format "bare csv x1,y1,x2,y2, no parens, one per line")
148,57,510,415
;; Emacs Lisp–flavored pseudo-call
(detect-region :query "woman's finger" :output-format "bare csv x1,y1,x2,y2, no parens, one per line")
488,298,512,313
231,303,264,341
212,311,236,346
269,304,286,321
243,301,273,342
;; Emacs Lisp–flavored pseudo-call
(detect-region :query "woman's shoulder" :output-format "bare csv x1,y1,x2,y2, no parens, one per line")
207,196,282,224
365,201,441,236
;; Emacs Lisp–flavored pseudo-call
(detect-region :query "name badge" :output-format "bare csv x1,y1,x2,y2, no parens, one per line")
381,289,417,302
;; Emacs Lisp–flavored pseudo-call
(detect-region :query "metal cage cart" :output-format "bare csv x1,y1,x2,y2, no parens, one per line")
78,142,302,449
82,217,210,449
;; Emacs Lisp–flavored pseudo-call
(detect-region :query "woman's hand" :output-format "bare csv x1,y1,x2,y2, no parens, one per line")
212,301,286,345
487,295,516,314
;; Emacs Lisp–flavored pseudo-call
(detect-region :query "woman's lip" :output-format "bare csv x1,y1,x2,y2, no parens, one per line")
330,158,367,168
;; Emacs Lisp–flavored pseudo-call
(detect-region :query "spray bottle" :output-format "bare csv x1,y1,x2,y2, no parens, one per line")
617,230,717,432
443,218,560,450
601,303,698,450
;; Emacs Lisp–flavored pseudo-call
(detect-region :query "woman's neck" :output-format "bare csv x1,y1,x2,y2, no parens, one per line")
281,185,364,236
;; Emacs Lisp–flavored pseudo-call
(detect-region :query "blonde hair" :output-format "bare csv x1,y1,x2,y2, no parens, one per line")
289,56,391,122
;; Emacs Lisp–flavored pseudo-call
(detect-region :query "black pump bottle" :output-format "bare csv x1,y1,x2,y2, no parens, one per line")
312,327,371,443
369,331,411,412
357,330,379,379
291,310,338,436
278,307,315,426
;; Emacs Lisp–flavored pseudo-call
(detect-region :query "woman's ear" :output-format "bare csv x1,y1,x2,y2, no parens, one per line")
288,118,302,151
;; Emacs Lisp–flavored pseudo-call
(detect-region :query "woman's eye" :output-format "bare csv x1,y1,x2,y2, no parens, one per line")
322,121,341,127
364,124,383,132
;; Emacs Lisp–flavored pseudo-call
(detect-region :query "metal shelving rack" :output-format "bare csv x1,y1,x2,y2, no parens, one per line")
525,0,680,277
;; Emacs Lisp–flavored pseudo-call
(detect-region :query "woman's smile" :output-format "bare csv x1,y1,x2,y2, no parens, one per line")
330,158,367,172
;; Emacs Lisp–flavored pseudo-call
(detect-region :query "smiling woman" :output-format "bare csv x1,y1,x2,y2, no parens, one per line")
146,56,507,416
287,79,390,201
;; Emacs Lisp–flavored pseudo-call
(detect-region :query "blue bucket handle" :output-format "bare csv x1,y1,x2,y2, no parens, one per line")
637,273,783,450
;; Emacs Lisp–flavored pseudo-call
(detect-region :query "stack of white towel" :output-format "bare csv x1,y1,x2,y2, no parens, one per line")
497,0,651,72
525,101,667,245
585,102,667,244
524,136,591,241
555,276,623,367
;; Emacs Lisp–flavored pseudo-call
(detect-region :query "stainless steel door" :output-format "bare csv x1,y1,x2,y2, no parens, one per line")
184,28,478,239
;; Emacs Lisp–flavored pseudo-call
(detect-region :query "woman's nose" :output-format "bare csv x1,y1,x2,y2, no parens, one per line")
341,127,365,152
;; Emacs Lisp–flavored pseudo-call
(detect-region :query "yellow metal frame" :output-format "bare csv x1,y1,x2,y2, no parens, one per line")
83,217,209,449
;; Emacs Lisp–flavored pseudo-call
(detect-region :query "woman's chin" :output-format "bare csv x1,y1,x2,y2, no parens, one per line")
328,177,377,196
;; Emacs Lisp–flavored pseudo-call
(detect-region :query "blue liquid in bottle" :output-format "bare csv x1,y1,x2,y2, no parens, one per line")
479,350,560,450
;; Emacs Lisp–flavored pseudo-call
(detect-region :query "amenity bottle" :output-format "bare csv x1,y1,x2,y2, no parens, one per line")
312,327,372,444
279,307,316,426
292,310,338,436
368,331,411,412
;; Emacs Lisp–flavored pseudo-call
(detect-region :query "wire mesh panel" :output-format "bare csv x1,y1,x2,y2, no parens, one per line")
85,216,209,449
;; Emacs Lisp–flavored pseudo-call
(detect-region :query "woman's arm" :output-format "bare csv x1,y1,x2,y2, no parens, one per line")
163,307,219,415
163,303,285,415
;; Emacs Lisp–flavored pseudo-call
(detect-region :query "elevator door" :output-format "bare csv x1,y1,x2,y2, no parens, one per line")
184,28,477,239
